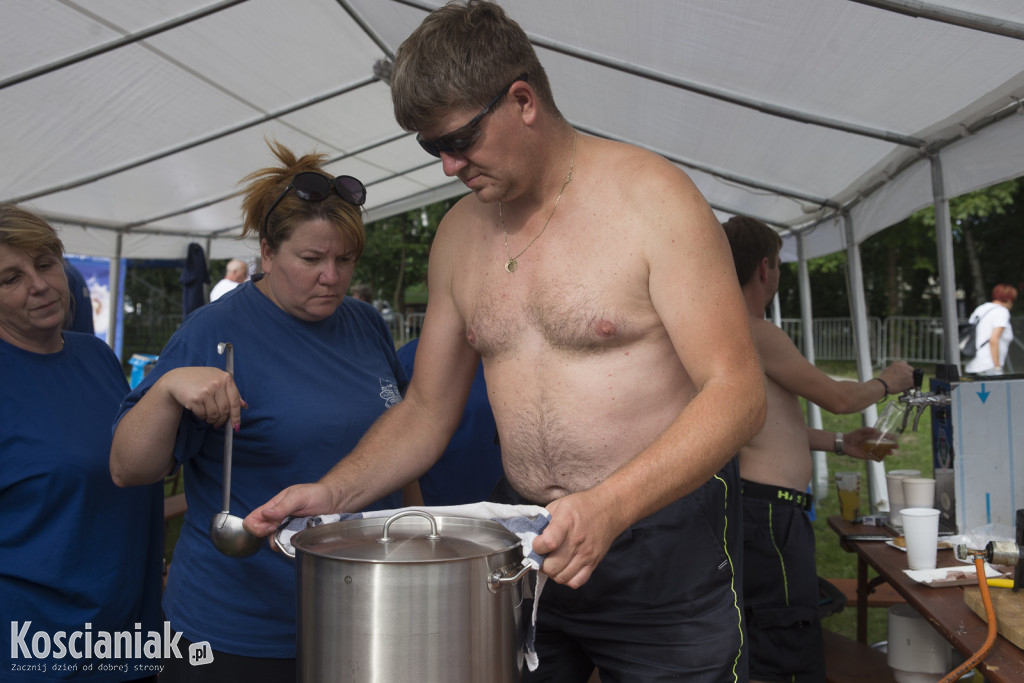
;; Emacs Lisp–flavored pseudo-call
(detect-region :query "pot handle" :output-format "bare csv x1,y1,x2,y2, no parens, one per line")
272,526,296,559
379,509,443,543
487,563,533,594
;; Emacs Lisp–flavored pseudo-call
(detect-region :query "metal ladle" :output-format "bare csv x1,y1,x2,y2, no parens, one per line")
209,342,263,558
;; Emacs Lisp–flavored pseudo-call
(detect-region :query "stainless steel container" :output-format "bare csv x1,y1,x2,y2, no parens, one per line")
285,510,531,683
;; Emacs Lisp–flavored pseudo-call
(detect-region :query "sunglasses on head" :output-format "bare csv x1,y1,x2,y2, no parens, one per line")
263,171,367,230
416,73,529,158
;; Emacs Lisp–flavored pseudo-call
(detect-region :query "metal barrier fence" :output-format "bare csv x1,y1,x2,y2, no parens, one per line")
884,316,948,365
384,311,425,348
780,317,884,366
780,316,934,368
780,316,1022,371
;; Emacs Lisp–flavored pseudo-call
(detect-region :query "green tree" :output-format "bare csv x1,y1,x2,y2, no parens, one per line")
779,178,1022,319
354,198,458,311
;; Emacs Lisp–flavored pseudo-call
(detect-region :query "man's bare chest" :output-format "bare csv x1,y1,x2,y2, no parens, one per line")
456,252,654,359
449,198,657,355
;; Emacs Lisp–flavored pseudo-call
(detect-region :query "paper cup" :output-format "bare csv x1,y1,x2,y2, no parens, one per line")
835,471,861,522
886,469,921,527
902,477,936,509
901,508,940,570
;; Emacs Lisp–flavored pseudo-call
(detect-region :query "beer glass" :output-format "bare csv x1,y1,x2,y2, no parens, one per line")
864,401,907,460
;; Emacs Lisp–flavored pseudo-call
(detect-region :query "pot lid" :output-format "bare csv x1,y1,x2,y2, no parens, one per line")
290,510,522,563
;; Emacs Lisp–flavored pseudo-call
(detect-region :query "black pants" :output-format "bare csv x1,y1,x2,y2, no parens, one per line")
158,631,294,683
742,495,824,682
491,459,748,683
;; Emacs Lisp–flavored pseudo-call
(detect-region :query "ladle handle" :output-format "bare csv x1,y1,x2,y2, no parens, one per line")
217,342,234,514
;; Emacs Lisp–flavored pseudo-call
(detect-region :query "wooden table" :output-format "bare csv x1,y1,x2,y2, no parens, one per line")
828,515,1024,683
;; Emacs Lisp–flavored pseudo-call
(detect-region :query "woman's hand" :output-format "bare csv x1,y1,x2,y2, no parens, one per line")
160,366,247,430
111,366,248,487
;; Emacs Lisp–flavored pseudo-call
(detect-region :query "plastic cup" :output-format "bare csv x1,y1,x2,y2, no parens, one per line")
902,477,936,509
885,469,921,528
835,472,861,522
902,507,941,570
864,402,907,459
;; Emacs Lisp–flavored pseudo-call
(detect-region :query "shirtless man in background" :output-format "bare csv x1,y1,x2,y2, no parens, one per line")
246,2,766,679
722,215,913,683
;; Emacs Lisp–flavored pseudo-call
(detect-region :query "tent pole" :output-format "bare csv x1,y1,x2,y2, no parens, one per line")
334,0,395,58
108,233,122,355
0,0,250,92
205,236,214,303
843,211,886,514
930,154,961,368
797,234,829,501
847,0,1024,41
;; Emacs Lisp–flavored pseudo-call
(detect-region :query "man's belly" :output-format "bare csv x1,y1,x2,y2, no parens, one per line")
740,379,814,491
488,359,692,504
738,433,814,492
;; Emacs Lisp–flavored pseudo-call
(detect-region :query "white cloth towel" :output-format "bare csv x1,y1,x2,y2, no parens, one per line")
277,502,551,671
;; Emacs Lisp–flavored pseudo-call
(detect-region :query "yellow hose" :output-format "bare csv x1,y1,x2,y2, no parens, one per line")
937,556,998,683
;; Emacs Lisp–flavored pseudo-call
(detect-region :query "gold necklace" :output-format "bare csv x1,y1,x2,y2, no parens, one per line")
500,130,577,273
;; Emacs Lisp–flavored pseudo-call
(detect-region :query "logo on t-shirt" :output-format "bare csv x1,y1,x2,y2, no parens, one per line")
379,378,401,408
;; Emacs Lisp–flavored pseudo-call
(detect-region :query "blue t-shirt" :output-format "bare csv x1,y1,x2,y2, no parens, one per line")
115,281,407,658
1,332,163,681
396,338,503,506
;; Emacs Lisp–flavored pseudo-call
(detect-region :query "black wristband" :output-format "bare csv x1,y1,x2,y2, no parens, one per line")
872,377,889,400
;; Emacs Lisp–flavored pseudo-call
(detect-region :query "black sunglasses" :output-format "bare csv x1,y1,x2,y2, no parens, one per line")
263,172,367,230
416,73,529,158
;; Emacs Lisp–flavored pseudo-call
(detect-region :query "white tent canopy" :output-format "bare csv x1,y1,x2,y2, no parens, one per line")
4,0,1023,264
6,0,1022,509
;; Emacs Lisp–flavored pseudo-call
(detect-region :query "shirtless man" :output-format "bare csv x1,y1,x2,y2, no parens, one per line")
722,215,914,682
245,2,766,679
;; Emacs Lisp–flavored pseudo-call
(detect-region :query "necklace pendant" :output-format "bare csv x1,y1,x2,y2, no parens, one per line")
504,258,518,273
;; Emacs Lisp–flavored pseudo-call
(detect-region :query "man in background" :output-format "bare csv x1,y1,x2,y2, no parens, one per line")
209,258,248,302
723,215,913,683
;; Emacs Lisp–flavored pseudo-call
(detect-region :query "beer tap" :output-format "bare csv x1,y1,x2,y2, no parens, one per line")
896,368,951,432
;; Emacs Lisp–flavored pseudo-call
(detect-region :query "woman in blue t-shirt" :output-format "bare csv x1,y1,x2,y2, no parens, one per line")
110,142,408,683
0,205,163,682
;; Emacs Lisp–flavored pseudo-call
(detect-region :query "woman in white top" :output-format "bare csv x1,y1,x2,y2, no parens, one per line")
964,283,1017,375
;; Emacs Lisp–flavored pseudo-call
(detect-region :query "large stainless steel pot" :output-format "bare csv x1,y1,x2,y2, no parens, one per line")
282,510,532,683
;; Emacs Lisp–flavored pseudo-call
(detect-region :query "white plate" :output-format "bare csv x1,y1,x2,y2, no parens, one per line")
904,564,1002,587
